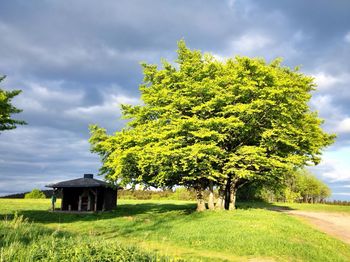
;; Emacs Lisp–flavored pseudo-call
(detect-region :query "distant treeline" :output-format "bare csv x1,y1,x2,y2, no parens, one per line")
118,188,350,206
0,190,56,199
238,169,332,204
324,200,350,206
2,176,349,206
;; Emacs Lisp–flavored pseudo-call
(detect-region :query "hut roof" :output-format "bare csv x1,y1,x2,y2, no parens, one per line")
46,174,112,188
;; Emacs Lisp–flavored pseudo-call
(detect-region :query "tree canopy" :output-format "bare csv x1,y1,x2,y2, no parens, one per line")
0,76,26,132
294,169,331,203
89,40,335,211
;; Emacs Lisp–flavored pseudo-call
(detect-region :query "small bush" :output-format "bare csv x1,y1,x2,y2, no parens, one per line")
166,187,197,201
24,189,46,199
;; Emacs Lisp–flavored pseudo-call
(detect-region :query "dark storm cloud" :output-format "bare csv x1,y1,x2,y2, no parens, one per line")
0,0,238,87
0,0,349,199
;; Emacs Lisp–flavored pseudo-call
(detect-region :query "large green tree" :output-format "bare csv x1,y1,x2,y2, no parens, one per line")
0,76,26,132
90,41,334,211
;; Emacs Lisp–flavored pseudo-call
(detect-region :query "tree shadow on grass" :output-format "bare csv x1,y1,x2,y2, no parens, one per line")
0,201,294,225
0,202,196,224
236,201,295,211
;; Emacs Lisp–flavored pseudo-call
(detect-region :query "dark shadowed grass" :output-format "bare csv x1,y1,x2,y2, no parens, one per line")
1,199,350,261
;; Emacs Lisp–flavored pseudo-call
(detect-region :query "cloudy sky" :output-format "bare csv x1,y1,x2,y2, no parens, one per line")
0,0,349,200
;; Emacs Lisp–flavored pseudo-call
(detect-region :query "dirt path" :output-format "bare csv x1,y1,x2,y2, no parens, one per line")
283,210,350,244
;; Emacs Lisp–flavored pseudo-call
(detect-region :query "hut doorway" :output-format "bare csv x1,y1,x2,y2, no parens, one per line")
78,189,96,211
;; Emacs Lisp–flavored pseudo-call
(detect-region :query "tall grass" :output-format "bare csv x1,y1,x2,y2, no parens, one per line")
0,213,170,262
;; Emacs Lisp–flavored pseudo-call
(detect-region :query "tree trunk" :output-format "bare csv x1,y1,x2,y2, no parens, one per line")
196,187,206,212
224,176,232,210
229,185,237,210
208,181,215,210
215,185,225,210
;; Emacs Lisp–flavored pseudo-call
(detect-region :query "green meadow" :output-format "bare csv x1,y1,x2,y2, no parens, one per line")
1,199,350,261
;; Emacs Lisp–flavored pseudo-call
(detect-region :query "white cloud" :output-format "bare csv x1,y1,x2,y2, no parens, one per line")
0,125,100,188
309,94,342,132
231,34,272,53
15,96,45,112
28,82,84,103
311,71,350,93
333,193,350,196
212,53,227,62
224,29,303,60
65,92,139,121
0,126,91,158
310,94,333,111
14,80,85,113
344,31,350,43
313,148,350,182
332,185,350,188
313,72,341,90
309,72,350,134
336,117,350,134
226,0,236,9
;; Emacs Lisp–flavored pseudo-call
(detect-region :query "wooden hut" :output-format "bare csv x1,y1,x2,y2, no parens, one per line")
46,174,117,212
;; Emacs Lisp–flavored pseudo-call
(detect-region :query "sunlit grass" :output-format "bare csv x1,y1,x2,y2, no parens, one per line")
273,202,350,213
0,199,350,261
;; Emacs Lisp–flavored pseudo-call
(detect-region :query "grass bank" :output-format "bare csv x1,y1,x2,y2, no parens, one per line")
0,213,168,262
1,199,350,261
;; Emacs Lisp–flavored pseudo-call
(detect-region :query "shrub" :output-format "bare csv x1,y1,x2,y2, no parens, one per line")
168,187,197,201
24,189,46,199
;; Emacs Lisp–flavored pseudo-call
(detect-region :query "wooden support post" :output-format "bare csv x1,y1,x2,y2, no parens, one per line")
78,195,82,211
61,189,64,211
102,189,106,211
94,189,98,212
88,195,91,211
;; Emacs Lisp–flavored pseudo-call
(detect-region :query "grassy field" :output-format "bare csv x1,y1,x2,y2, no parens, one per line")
238,201,350,213
1,199,350,261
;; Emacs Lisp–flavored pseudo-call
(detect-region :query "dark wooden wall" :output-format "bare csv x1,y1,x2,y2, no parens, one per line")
60,187,117,211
